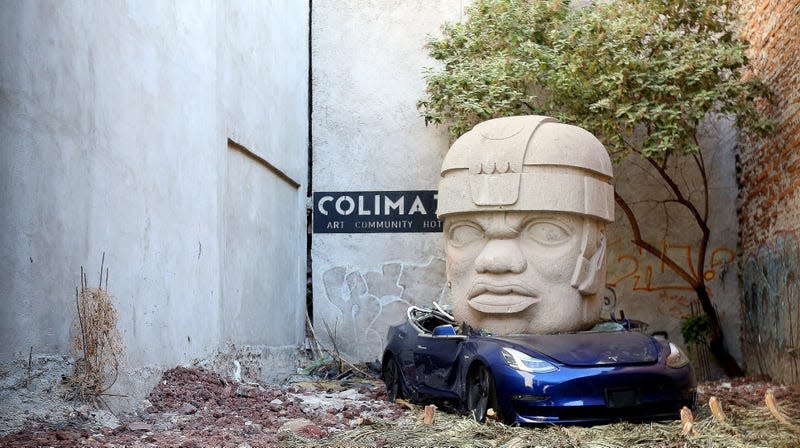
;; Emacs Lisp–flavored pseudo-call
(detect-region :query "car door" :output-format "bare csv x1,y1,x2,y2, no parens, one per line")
396,326,420,390
413,331,466,392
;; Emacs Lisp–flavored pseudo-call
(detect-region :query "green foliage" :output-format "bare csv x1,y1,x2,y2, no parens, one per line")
420,0,567,137
419,0,771,159
681,313,711,346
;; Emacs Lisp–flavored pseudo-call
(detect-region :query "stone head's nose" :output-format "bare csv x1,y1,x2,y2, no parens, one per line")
474,239,527,274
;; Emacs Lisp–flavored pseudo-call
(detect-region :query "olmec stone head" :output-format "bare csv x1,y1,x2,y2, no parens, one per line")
437,116,614,334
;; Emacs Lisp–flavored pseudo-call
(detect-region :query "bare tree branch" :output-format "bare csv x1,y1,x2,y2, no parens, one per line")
645,157,710,250
615,191,699,287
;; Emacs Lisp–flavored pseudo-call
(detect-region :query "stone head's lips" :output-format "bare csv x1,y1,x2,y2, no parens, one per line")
467,283,539,314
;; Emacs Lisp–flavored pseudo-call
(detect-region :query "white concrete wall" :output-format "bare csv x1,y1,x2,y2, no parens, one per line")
223,144,306,345
311,0,466,361
0,0,308,395
217,0,309,347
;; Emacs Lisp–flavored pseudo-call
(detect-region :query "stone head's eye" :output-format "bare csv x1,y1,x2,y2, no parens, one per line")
525,221,571,245
448,223,484,247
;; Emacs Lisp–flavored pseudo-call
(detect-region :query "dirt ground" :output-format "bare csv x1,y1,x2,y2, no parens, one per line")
1,366,799,448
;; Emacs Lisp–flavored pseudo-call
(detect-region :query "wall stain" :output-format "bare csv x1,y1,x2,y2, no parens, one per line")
742,232,800,382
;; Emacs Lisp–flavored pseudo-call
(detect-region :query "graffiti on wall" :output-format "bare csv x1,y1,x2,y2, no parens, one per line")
605,239,737,379
607,238,735,293
742,232,800,383
317,258,446,361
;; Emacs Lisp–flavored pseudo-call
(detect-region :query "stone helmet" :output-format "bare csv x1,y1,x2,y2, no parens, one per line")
437,115,614,295
437,115,614,221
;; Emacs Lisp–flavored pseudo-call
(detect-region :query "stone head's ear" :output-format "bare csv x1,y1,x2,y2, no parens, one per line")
570,223,607,296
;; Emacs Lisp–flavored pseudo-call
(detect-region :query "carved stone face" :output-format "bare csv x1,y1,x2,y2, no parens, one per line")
444,211,603,334
438,116,613,334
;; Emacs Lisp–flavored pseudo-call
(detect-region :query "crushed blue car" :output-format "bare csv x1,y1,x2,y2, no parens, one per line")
381,304,696,425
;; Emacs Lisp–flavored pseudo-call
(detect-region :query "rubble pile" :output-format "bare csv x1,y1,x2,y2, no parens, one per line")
0,366,406,447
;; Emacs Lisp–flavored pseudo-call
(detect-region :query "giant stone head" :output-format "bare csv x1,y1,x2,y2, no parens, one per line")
437,116,614,335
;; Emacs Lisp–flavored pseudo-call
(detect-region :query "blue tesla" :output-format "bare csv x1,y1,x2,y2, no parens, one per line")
381,304,696,425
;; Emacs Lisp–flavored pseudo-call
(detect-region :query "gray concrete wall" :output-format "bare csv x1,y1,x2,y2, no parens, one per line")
223,143,306,346
311,0,466,361
0,0,308,396
311,0,743,368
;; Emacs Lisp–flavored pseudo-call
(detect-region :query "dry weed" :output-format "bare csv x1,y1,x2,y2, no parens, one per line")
63,255,125,405
284,388,800,448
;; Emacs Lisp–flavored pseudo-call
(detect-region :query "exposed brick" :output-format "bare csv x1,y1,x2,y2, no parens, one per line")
738,0,800,256
738,0,800,382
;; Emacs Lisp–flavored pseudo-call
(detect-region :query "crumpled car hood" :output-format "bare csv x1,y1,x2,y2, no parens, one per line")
493,331,660,367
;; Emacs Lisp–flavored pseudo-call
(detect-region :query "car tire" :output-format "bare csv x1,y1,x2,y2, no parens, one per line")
382,356,402,402
467,364,496,423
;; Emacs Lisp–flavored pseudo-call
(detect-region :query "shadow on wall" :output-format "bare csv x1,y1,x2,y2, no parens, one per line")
317,258,446,362
743,232,800,383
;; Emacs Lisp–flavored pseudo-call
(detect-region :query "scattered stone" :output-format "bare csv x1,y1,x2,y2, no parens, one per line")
128,421,154,432
243,421,263,434
295,394,345,414
339,388,362,400
55,429,80,440
279,418,315,433
235,385,257,398
299,423,325,439
178,403,197,415
320,412,339,426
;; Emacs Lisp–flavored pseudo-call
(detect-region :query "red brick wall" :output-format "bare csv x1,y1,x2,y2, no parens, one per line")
738,0,800,252
738,0,800,382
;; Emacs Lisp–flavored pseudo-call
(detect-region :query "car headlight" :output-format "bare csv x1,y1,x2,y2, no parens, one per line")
501,347,557,373
667,342,690,368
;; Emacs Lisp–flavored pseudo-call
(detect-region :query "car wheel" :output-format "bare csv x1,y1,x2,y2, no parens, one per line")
383,356,402,402
467,364,495,423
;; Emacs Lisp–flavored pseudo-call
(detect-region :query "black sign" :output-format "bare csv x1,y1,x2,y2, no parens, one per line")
313,190,442,233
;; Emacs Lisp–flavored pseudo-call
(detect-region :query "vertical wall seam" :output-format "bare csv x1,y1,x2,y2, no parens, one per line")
306,0,314,321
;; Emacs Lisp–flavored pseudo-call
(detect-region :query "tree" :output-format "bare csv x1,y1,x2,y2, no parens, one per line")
418,0,771,377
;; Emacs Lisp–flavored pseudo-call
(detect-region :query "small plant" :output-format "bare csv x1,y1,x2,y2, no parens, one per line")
64,254,125,405
681,314,711,347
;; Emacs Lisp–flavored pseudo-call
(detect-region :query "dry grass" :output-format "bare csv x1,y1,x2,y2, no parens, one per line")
63,256,125,405
286,387,800,448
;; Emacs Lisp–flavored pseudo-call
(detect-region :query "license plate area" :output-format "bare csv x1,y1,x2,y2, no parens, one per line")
605,387,639,408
